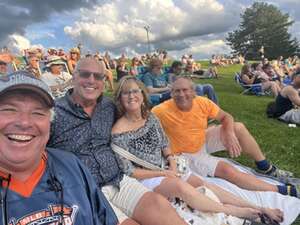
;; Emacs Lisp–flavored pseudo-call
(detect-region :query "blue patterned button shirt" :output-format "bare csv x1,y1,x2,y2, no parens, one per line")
48,89,124,188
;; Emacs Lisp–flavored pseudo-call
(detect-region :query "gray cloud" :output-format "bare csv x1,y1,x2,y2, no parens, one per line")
64,0,243,56
0,0,97,43
0,0,299,58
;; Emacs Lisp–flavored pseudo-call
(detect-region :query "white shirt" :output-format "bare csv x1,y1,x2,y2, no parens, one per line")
41,71,72,87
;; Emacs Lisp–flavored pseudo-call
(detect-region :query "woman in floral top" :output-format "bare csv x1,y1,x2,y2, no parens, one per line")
111,76,283,223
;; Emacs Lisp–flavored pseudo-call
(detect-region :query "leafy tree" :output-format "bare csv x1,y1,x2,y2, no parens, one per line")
227,2,299,60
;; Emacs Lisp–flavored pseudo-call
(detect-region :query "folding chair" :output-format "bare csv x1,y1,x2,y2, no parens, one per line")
234,72,265,96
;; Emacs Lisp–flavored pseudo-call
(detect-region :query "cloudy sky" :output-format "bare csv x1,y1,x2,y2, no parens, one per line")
0,0,299,59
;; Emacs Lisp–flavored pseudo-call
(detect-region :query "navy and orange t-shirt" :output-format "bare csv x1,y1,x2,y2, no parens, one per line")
0,153,46,197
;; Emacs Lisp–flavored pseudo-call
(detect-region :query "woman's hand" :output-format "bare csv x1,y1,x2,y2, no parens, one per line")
260,207,284,223
223,204,260,220
161,170,180,178
168,158,177,172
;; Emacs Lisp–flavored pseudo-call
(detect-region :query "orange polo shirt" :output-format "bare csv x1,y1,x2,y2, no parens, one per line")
152,96,219,154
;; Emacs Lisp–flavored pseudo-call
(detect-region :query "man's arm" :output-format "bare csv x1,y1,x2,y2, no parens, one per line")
215,109,242,158
76,157,118,225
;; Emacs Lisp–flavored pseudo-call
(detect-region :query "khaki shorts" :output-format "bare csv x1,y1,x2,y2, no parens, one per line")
102,175,149,222
184,125,225,177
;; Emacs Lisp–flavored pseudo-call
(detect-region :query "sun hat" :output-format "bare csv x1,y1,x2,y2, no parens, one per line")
46,55,65,67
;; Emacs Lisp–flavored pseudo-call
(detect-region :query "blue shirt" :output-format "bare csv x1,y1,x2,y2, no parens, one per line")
2,148,118,225
142,72,169,88
48,89,124,188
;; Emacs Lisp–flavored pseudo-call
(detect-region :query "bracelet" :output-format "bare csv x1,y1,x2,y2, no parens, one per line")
166,155,175,161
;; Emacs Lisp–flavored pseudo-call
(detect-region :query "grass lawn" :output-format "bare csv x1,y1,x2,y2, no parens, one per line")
197,63,300,176
107,62,300,224
198,62,300,225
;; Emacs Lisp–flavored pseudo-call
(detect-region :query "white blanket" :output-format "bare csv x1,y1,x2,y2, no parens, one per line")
201,158,300,225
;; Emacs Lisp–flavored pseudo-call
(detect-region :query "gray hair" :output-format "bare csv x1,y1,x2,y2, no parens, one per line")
171,75,196,91
49,108,55,122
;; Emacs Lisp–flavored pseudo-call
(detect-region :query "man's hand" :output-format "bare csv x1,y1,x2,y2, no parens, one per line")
221,131,242,158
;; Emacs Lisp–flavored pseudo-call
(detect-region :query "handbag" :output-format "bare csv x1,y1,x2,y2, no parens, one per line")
162,155,189,174
111,143,189,174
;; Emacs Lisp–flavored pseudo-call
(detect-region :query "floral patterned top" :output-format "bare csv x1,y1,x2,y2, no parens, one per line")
111,113,169,175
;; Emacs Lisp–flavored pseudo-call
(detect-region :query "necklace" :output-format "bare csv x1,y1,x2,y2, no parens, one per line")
124,115,143,123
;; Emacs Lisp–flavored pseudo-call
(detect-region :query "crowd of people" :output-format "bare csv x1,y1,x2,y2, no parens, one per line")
238,56,300,125
0,45,300,225
211,54,245,66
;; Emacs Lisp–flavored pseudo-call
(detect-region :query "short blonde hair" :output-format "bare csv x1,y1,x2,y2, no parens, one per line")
149,58,163,70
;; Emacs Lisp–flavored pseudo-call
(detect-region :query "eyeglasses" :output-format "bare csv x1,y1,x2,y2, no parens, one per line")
78,70,106,80
121,88,142,97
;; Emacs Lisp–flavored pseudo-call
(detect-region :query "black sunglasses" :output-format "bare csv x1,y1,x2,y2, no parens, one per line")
78,71,106,81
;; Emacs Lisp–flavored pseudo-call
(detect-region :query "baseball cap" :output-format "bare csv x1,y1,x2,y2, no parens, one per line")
0,70,54,107
0,59,7,65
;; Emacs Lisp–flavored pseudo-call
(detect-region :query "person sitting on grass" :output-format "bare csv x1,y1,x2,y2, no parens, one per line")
111,75,283,224
152,76,300,199
250,63,281,97
262,63,282,87
48,58,188,225
129,57,143,77
67,47,80,74
168,61,218,105
271,72,300,125
116,57,129,81
41,56,73,98
185,60,218,79
141,58,171,104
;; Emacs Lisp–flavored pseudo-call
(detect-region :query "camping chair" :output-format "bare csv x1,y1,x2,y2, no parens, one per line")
234,72,265,96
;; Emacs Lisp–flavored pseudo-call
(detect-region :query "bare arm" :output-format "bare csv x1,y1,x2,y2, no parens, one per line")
241,73,256,84
215,109,241,157
131,168,166,180
286,87,300,106
147,86,170,94
162,147,177,171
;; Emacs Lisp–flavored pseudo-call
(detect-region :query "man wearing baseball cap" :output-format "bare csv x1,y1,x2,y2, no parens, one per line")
0,70,117,225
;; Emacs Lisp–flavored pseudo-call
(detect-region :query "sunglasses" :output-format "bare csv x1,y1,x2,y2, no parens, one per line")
78,71,106,80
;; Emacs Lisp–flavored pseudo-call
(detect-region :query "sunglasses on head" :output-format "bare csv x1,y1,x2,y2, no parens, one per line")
78,70,106,80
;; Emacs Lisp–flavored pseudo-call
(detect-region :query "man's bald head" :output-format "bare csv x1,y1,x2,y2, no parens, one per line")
75,58,106,75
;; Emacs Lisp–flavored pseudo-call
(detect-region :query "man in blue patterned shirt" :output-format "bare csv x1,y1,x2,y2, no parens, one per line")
48,58,186,225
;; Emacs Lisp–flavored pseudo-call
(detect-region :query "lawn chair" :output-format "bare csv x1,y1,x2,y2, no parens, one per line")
234,72,265,96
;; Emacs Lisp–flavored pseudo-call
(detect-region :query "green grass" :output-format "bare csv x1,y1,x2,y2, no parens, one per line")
198,63,300,225
197,63,300,175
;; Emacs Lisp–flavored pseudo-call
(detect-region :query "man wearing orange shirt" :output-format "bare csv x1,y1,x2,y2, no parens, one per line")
152,76,299,198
